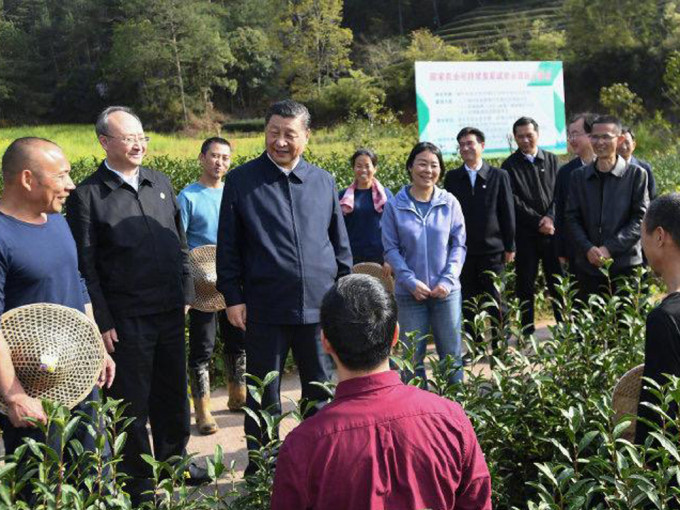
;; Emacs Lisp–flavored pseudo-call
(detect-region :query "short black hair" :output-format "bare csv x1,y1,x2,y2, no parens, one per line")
569,112,595,134
622,126,636,140
512,116,539,135
200,137,231,155
265,99,311,130
456,127,485,144
351,148,378,167
320,274,398,371
591,114,622,134
405,141,445,179
1,137,61,181
644,193,680,247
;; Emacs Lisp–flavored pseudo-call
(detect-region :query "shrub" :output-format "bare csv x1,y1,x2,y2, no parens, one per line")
3,269,679,509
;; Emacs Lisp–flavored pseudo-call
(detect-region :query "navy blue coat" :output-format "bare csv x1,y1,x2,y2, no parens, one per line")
216,153,352,325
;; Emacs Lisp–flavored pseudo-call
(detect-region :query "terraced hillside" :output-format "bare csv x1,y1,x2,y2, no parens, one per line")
437,0,564,52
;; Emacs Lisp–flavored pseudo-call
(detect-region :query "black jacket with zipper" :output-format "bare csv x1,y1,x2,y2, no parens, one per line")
564,157,649,276
66,163,194,332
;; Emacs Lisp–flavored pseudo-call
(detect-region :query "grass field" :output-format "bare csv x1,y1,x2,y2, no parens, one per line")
0,123,415,162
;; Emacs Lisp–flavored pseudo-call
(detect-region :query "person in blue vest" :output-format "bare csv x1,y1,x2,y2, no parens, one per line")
216,99,352,474
178,137,246,436
339,148,393,274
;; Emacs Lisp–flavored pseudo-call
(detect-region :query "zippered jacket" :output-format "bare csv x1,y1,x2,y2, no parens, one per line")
564,157,648,275
382,186,466,297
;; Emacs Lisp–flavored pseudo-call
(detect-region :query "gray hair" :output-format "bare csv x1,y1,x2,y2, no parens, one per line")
95,106,143,137
265,99,311,130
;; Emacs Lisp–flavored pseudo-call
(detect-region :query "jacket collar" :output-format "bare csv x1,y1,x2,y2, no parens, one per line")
334,370,402,400
586,155,627,179
394,185,449,211
454,160,491,181
97,161,155,190
260,151,310,182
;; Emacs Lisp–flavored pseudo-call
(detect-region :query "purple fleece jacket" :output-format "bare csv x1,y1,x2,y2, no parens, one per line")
381,185,467,297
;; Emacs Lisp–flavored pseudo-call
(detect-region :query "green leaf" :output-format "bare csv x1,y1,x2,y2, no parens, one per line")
649,432,680,462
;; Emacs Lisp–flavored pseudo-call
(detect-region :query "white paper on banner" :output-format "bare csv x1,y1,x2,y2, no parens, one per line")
415,61,567,158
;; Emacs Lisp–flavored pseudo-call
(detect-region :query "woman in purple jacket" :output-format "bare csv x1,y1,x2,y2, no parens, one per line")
382,142,467,385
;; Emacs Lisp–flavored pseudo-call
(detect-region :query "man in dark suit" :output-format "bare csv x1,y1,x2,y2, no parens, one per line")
501,117,563,334
66,106,206,504
554,113,595,269
216,100,352,474
618,126,657,200
444,127,515,349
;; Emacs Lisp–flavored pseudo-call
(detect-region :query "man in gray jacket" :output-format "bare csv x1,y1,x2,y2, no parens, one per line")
565,114,649,299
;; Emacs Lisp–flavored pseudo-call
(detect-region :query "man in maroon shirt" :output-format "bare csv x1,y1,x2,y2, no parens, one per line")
271,274,492,510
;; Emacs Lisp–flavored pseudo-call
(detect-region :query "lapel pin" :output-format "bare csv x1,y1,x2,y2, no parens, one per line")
160,192,166,200
482,184,487,189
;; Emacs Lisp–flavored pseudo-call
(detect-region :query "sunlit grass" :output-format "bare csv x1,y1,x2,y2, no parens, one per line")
0,123,412,162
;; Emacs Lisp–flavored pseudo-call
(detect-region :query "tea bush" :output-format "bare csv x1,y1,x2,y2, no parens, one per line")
3,269,679,509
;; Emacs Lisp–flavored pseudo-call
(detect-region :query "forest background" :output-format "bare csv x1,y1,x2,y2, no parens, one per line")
2,0,680,138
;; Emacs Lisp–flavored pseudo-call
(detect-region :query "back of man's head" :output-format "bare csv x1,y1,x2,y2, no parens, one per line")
644,193,680,248
1,137,60,184
320,274,397,371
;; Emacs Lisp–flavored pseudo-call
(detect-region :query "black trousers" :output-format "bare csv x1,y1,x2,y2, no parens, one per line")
106,308,190,500
515,234,564,332
460,252,505,346
188,309,245,370
575,265,639,302
244,322,331,453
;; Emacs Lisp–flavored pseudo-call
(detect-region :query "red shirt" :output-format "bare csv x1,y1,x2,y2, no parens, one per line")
272,370,492,510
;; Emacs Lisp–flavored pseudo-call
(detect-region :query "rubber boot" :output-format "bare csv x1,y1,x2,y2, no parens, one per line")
226,351,247,412
189,365,218,435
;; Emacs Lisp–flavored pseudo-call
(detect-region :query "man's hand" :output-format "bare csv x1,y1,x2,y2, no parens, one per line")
410,281,432,301
504,251,516,264
227,304,247,331
538,216,555,236
598,246,612,261
429,284,450,299
102,329,118,353
382,262,392,278
587,246,604,267
97,353,116,389
7,394,46,428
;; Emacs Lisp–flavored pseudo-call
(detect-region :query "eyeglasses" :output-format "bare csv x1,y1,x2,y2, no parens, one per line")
567,132,586,140
103,134,150,145
589,134,618,142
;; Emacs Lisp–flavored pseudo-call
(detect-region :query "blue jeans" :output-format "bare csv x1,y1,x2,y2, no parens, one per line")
396,290,463,386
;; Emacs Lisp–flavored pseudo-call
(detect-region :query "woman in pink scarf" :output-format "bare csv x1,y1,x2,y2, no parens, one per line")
339,149,394,276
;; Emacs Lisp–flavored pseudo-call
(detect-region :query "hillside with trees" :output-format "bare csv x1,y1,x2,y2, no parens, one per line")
1,0,680,130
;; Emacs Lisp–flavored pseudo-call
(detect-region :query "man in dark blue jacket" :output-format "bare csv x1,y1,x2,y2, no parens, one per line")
444,127,515,349
618,126,656,200
216,100,352,471
554,113,595,270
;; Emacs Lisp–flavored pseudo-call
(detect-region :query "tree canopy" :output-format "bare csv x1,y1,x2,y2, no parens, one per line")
0,0,679,129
